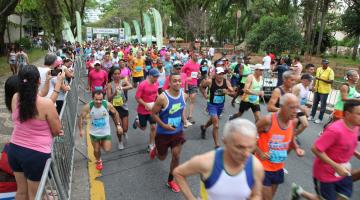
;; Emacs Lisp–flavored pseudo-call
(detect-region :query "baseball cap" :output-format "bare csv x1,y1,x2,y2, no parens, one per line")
173,60,183,68
254,63,265,70
149,68,160,77
322,59,329,64
53,57,63,67
94,60,101,66
216,60,224,66
215,67,225,74
301,73,313,81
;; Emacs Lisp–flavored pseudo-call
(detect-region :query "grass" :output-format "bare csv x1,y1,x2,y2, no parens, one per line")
328,56,360,66
0,48,47,76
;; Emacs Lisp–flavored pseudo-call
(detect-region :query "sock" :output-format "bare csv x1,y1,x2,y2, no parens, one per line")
168,173,174,182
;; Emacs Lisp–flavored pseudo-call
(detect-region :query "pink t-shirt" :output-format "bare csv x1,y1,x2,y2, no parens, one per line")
135,79,159,115
120,67,131,78
162,73,187,90
181,60,200,86
313,120,359,182
11,106,52,153
88,69,108,92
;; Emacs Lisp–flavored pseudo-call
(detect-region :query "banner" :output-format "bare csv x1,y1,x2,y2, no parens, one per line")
143,13,152,47
123,21,131,42
132,20,142,44
62,20,75,43
150,8,163,48
76,11,82,43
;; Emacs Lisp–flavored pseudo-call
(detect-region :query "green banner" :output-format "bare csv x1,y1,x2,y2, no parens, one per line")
132,20,141,44
123,21,131,42
150,8,163,48
143,13,152,46
76,11,82,43
62,20,75,43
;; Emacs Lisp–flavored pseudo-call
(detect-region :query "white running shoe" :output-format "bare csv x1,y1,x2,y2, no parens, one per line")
283,168,288,175
118,141,124,150
314,119,322,124
183,120,193,128
307,116,314,121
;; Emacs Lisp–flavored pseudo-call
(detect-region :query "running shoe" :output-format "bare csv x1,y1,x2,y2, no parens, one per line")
314,119,322,124
132,116,139,129
283,168,288,175
118,141,124,150
228,114,236,121
149,146,156,160
167,180,181,193
307,116,314,121
214,145,220,149
187,117,195,124
290,183,303,200
96,159,103,171
183,120,193,128
200,125,206,139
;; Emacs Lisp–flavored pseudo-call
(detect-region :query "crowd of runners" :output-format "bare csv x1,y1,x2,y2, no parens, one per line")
1,39,360,200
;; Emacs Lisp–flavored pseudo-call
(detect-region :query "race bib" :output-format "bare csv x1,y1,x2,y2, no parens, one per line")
113,93,124,107
213,95,225,104
191,72,198,78
248,95,259,104
300,97,307,106
269,149,287,163
146,102,155,110
92,118,106,129
146,65,152,70
135,66,143,72
94,86,103,91
168,116,181,128
159,79,165,87
201,66,208,72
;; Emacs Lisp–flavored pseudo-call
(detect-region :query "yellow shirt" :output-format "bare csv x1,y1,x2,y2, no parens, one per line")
131,58,145,77
314,67,334,94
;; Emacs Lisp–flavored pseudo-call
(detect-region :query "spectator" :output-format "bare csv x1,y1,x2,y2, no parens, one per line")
15,47,29,72
6,65,62,200
262,51,272,70
308,59,334,124
8,46,17,75
273,57,289,87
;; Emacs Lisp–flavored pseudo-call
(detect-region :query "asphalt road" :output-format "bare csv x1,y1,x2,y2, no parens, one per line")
98,89,360,200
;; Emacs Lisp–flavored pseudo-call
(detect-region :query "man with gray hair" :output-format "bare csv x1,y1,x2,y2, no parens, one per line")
256,93,305,200
174,119,264,200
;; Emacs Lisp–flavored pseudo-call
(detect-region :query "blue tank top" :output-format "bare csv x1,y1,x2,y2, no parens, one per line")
157,90,186,135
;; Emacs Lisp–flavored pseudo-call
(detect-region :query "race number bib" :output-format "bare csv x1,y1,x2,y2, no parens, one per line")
300,97,307,106
113,92,124,107
201,66,208,72
145,102,155,110
213,95,225,104
191,72,198,78
159,79,165,87
248,95,259,104
269,149,288,163
94,86,103,91
146,65,152,70
92,118,106,129
135,66,143,72
168,116,181,128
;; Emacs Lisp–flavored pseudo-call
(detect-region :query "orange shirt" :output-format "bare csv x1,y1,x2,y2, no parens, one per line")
256,113,293,171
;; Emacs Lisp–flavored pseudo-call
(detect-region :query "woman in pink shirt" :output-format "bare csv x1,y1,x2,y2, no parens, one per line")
6,65,62,200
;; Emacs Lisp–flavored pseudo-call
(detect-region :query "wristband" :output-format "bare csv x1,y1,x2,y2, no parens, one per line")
53,90,60,93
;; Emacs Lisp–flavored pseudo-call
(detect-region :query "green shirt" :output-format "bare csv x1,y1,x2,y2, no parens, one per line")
334,85,357,111
241,64,252,84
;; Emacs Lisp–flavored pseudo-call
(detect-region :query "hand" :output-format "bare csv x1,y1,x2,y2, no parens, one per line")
46,70,52,81
80,130,84,138
257,151,270,161
64,85,71,92
295,148,305,157
145,104,152,111
58,130,64,136
117,125,123,135
334,164,351,177
164,124,176,131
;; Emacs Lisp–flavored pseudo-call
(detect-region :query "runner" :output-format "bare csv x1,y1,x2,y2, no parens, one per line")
150,73,187,193
15,47,29,72
107,67,133,150
78,91,123,170
229,64,264,122
156,59,166,94
181,52,200,124
291,99,360,200
87,61,108,94
200,67,234,148
8,46,17,75
163,52,173,76
133,68,159,153
229,56,242,106
173,119,264,199
130,50,145,88
256,93,304,200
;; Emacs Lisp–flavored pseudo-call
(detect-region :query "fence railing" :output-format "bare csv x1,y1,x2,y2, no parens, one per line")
35,56,86,200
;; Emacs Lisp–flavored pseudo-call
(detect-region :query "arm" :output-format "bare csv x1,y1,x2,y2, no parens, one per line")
39,70,51,97
44,99,62,136
249,157,264,200
49,72,66,103
339,85,359,101
292,84,300,97
122,79,133,90
254,116,271,160
200,78,211,99
150,94,176,131
224,79,235,96
108,102,123,134
267,89,281,112
106,83,116,102
78,104,90,137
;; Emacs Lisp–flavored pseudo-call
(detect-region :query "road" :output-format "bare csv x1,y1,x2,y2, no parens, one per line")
96,89,360,200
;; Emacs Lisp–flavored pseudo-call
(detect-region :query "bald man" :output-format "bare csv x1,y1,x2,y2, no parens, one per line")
255,93,305,200
174,119,264,200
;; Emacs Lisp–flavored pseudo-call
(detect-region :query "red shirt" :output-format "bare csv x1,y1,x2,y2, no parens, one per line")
135,79,159,115
88,69,108,92
181,60,200,86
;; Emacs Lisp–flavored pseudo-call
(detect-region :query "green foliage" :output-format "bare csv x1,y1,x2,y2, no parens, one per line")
245,16,303,54
312,28,335,54
342,5,360,37
337,37,355,47
15,37,32,49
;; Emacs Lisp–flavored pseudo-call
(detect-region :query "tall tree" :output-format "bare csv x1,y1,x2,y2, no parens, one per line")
316,0,331,55
342,1,360,60
0,0,20,54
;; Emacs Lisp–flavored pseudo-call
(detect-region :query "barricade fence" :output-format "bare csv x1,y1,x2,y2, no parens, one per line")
35,56,87,200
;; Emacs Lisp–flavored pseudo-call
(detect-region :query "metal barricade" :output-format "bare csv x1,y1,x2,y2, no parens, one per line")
35,56,86,200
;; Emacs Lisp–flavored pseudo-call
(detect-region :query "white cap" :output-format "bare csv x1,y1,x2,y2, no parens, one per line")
254,64,265,70
215,67,225,74
94,60,101,66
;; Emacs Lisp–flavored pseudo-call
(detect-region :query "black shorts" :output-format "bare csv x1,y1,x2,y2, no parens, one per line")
314,177,353,200
7,143,51,181
115,106,129,118
238,82,245,95
133,76,144,83
138,114,156,127
297,112,306,117
187,85,198,94
263,169,284,186
239,101,260,113
158,88,163,94
155,132,186,157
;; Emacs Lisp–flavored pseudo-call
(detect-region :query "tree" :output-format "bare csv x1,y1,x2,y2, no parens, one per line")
246,16,303,54
342,2,360,60
0,0,20,54
183,7,208,40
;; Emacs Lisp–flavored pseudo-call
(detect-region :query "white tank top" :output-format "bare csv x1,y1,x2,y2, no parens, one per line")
298,83,309,106
89,100,111,137
158,68,166,88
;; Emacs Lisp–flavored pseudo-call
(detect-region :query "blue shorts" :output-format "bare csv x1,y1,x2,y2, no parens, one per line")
230,77,240,87
7,143,51,181
314,177,353,200
207,103,224,117
263,169,284,186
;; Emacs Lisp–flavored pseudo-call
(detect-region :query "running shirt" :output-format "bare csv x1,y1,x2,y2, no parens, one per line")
131,58,145,77
256,113,293,172
182,60,200,86
9,52,16,63
275,86,287,108
163,60,173,76
135,80,159,115
242,76,263,104
157,68,166,88
111,81,127,109
89,100,111,137
241,64,251,84
208,79,227,105
201,148,254,200
334,84,357,111
162,73,187,90
293,83,310,106
88,69,108,92
157,90,186,135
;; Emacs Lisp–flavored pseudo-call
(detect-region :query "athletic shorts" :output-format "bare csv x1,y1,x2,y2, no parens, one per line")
155,132,186,157
133,76,144,83
7,143,51,181
90,135,112,142
263,169,284,186
187,85,198,94
138,114,156,127
115,106,129,118
239,101,260,113
313,177,352,200
238,82,245,95
207,103,224,117
297,111,306,117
